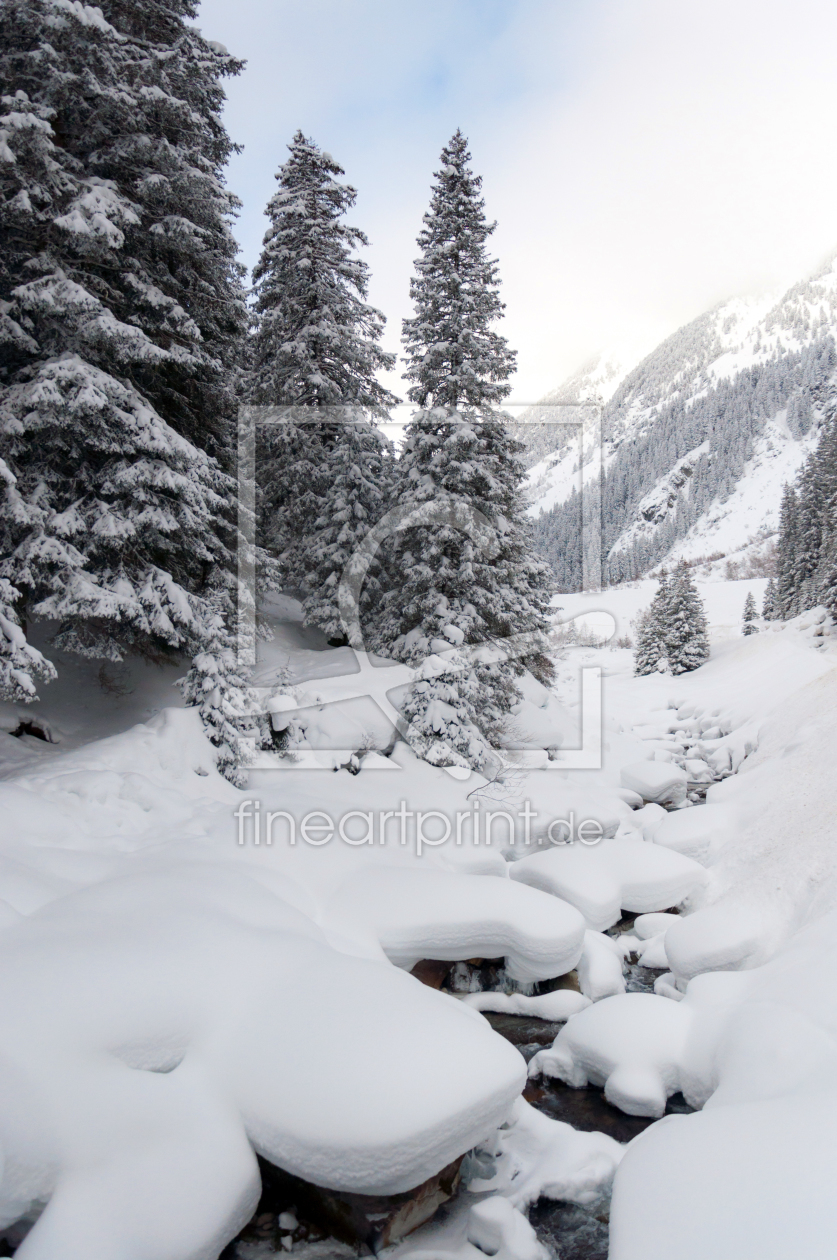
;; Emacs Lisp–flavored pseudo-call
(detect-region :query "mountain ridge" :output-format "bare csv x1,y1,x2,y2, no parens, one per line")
523,252,837,588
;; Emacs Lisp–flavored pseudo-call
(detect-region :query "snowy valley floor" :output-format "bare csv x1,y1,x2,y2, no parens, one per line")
0,577,836,1258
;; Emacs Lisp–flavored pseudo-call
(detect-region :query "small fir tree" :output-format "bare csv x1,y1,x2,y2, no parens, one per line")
0,459,54,701
0,576,55,703
664,564,710,673
633,577,670,676
742,591,758,635
762,576,778,620
179,602,260,787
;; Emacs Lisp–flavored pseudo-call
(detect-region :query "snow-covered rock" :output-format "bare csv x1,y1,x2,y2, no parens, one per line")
620,760,688,805
325,867,587,983
529,992,691,1118
509,838,706,931
650,802,736,862
577,929,626,1000
467,1196,546,1260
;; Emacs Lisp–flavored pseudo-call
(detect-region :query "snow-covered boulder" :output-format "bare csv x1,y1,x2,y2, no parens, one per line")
651,803,736,863
509,839,706,931
467,1194,546,1260
664,902,767,980
578,929,626,999
529,992,691,1118
620,760,688,805
631,802,668,841
325,867,587,983
0,866,529,1257
633,912,680,939
462,989,591,1021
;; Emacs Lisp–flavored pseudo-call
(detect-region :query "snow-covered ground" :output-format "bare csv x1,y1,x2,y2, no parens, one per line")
0,580,835,1257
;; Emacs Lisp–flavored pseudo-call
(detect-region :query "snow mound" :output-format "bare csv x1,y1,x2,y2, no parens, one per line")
578,929,626,999
0,864,531,1257
650,803,737,862
324,867,587,983
467,1195,546,1260
528,992,691,1118
609,911,837,1259
620,760,687,805
508,839,706,931
664,902,768,980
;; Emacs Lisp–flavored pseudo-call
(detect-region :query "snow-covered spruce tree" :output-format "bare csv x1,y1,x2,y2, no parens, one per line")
633,577,670,676
664,564,710,674
762,576,778,620
0,574,55,703
401,130,517,411
0,0,256,776
0,458,54,701
372,132,554,769
775,483,802,618
794,416,837,616
300,413,394,642
742,591,758,635
770,415,837,620
249,133,397,613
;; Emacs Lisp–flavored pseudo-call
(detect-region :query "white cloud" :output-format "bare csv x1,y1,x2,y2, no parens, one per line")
198,0,837,401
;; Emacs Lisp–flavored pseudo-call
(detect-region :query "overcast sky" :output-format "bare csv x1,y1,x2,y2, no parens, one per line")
196,0,837,404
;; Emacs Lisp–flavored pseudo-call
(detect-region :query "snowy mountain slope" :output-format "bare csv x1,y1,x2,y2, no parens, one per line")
528,253,837,587
654,414,816,569
510,353,636,520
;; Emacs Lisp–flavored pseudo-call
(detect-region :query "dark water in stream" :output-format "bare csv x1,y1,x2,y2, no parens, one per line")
483,965,695,1259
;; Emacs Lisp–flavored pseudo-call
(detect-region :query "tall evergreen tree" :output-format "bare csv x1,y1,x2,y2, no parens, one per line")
0,0,253,776
771,416,837,620
742,590,758,635
775,483,802,617
372,133,554,769
249,133,397,612
401,129,517,411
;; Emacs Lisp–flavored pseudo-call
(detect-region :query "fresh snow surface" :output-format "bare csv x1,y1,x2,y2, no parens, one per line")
461,989,591,1021
509,838,705,932
467,1097,624,1209
2,583,837,1258
537,584,837,1258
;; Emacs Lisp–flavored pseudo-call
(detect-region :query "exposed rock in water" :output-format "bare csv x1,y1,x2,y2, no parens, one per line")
409,958,452,989
228,1155,464,1255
